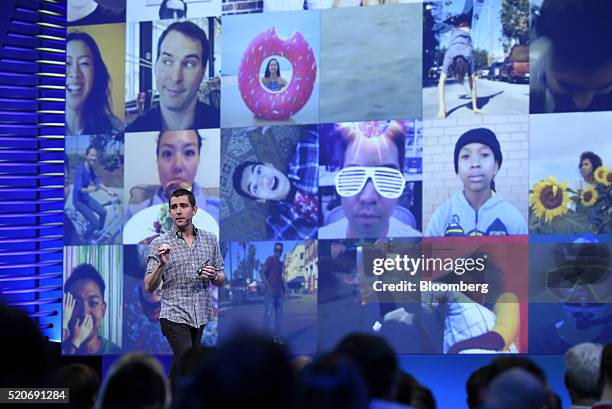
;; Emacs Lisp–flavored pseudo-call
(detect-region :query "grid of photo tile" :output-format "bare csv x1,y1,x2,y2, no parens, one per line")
62,0,612,356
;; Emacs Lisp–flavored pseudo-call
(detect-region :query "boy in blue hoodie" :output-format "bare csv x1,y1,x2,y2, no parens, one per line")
426,128,527,236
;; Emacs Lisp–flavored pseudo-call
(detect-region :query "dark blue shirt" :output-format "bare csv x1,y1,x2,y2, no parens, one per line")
73,162,100,205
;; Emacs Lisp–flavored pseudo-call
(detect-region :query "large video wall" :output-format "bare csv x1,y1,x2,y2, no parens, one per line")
62,0,611,356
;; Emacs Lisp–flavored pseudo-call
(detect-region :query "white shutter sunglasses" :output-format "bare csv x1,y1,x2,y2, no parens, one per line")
334,166,406,199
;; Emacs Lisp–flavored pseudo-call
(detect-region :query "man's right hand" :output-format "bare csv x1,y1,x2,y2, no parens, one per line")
158,244,170,266
71,314,93,349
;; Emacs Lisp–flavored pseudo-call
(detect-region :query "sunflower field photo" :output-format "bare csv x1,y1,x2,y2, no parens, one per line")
529,167,612,235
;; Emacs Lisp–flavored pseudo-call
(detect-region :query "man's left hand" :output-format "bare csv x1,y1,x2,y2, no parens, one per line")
199,265,217,281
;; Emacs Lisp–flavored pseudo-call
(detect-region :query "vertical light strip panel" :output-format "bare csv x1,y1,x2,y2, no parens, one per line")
0,0,66,342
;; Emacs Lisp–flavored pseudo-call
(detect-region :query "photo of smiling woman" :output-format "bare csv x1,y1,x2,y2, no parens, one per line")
424,120,529,237
66,30,124,137
261,58,288,92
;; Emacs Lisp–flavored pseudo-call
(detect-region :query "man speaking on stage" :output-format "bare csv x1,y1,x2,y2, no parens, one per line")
144,188,225,388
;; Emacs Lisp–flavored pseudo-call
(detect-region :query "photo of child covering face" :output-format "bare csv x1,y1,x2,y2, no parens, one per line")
423,116,529,237
62,245,123,355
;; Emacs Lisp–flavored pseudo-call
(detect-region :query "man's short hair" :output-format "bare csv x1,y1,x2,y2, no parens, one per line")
232,161,263,200
64,263,106,297
156,20,210,67
169,188,196,207
274,242,283,251
537,0,612,71
156,129,203,158
564,342,603,400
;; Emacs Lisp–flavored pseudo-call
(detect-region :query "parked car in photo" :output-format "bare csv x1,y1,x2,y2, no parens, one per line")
488,61,503,80
500,44,529,83
478,68,489,78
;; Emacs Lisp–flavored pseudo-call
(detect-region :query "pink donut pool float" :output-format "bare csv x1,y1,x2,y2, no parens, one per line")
238,27,317,120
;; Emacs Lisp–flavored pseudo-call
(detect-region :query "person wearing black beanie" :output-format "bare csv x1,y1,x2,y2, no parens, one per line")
426,128,527,236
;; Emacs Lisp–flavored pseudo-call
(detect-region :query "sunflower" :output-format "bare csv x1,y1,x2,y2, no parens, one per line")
594,166,608,185
605,169,612,187
530,177,570,222
580,187,598,207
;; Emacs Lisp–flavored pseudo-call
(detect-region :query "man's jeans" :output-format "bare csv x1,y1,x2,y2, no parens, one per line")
160,318,204,389
263,291,283,338
73,196,106,237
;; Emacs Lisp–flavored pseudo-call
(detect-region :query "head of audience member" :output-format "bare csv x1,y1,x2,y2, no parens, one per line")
291,353,369,409
334,122,407,238
66,31,116,135
155,21,209,117
395,371,418,407
564,342,603,406
156,130,202,197
50,363,100,409
483,356,560,409
598,343,612,401
536,0,612,110
173,333,294,409
578,151,603,182
484,368,548,409
466,364,491,409
94,352,170,409
454,128,502,195
64,263,107,346
334,333,400,401
159,0,187,19
0,303,49,387
410,383,437,409
232,161,291,203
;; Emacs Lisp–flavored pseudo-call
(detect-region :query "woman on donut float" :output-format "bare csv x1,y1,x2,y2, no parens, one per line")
261,58,288,92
